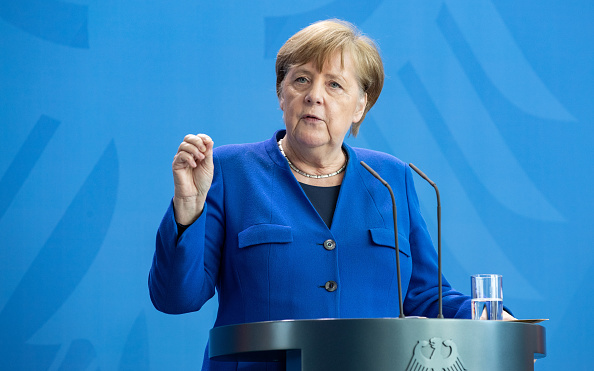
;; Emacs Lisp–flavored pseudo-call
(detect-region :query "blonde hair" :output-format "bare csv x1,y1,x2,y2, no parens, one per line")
276,19,384,136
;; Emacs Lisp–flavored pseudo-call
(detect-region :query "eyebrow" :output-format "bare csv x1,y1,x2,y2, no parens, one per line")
324,73,346,82
291,67,346,81
290,66,313,76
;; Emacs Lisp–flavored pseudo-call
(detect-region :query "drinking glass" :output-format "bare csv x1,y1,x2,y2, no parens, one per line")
471,274,503,320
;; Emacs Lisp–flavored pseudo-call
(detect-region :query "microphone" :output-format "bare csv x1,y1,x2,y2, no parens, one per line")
408,163,444,319
360,161,405,319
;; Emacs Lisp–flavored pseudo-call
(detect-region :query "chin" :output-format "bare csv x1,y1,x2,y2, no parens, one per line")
287,124,333,147
295,133,330,148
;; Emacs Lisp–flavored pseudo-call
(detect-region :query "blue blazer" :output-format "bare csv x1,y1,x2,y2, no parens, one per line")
149,130,471,370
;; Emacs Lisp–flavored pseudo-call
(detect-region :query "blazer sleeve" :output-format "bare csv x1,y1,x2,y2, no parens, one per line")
401,164,472,319
148,155,225,314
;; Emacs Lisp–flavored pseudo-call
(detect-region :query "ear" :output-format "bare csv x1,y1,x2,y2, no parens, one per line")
352,92,367,123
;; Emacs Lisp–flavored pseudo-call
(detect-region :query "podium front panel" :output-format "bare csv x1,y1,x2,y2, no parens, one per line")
210,318,546,371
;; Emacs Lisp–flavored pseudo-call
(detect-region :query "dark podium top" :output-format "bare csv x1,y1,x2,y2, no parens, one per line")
210,318,546,371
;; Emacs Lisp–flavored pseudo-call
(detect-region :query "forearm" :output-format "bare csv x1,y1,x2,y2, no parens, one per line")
148,202,215,314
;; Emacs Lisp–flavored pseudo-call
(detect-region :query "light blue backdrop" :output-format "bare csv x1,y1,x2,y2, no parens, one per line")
1,0,592,369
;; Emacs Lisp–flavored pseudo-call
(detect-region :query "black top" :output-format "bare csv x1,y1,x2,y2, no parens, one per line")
299,182,341,228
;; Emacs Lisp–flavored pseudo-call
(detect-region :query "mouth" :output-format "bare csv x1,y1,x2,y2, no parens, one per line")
301,114,323,122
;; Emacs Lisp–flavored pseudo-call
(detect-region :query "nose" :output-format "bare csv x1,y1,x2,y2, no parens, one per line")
305,80,324,105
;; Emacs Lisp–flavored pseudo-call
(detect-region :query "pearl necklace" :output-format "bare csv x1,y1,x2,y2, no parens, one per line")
277,138,347,179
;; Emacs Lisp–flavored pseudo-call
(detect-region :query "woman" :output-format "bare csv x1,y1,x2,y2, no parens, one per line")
149,19,471,370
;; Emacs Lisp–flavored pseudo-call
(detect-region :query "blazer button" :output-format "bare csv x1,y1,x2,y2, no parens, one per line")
325,281,337,292
323,239,336,251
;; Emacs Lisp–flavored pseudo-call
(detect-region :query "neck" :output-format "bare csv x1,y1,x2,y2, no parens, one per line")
281,137,346,174
279,137,347,186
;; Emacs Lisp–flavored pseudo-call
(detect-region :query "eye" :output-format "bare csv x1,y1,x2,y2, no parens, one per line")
295,76,308,84
329,81,342,89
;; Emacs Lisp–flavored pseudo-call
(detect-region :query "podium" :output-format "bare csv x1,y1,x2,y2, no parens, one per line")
209,318,546,370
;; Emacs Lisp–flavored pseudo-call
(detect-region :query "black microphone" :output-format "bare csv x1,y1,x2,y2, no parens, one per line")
408,163,444,319
360,161,405,319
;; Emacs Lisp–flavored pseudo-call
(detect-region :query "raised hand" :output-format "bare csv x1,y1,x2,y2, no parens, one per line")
172,134,214,225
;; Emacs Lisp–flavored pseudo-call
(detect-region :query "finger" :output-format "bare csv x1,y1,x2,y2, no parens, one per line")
178,141,203,160
173,151,197,168
180,135,204,152
201,136,214,159
184,134,211,152
196,133,213,146
179,134,213,163
195,134,214,157
192,134,214,159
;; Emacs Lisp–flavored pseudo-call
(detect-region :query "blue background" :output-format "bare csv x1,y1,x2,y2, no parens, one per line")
1,0,592,369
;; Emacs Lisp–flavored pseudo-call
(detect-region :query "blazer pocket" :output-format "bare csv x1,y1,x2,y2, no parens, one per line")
369,228,411,257
238,224,293,249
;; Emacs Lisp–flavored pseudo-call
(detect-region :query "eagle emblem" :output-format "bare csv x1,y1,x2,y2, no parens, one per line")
405,337,466,371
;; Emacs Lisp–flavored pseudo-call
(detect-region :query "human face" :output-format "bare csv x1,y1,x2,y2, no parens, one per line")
279,51,367,151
